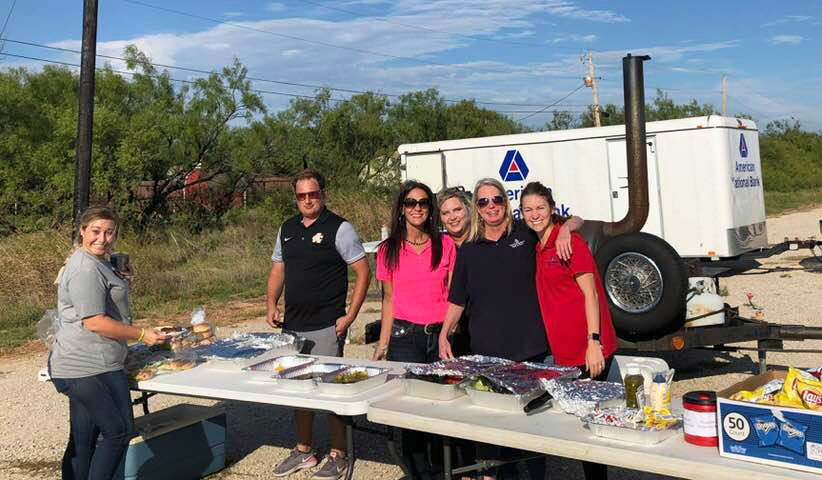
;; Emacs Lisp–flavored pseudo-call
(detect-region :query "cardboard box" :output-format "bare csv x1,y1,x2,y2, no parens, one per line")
114,404,226,480
717,371,822,475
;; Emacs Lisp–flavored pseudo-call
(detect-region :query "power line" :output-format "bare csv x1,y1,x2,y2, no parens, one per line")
518,84,586,121
293,0,583,52
121,0,584,79
0,0,18,55
3,38,587,108
0,51,587,115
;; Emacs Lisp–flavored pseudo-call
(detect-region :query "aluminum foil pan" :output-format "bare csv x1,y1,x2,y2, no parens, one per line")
406,355,513,378
465,387,544,413
476,362,581,396
584,421,680,445
316,366,388,396
243,355,315,373
541,379,625,417
270,363,346,392
193,332,301,361
404,378,465,401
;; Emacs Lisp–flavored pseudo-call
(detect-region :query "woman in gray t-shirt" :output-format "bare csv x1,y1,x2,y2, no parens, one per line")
49,206,166,480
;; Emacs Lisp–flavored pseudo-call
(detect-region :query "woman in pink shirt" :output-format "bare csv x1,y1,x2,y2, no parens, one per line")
373,180,456,480
373,180,456,363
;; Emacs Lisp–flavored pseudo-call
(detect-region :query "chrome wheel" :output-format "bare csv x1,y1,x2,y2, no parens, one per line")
605,252,663,314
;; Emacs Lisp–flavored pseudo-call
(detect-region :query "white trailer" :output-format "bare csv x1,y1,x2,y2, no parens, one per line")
398,115,777,340
400,115,766,260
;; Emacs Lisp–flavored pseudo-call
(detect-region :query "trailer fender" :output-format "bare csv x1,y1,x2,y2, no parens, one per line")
595,232,688,338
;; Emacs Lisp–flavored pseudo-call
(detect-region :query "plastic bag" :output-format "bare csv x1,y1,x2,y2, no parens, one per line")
190,306,206,325
36,309,59,349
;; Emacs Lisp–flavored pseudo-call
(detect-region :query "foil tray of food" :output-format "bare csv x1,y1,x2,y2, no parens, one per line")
584,421,680,445
464,384,545,413
195,332,302,363
270,363,347,392
243,355,316,374
315,366,389,396
404,373,466,401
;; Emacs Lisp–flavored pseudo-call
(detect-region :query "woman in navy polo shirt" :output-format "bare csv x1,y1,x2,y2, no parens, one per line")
438,178,581,480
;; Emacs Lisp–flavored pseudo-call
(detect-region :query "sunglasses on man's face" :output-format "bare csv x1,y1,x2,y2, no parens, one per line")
295,190,322,202
476,195,505,208
402,197,431,209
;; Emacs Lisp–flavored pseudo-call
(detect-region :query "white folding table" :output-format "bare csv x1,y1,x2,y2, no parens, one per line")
367,394,819,480
136,355,407,480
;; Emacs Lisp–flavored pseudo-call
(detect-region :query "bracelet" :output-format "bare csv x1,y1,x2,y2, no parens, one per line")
137,328,145,343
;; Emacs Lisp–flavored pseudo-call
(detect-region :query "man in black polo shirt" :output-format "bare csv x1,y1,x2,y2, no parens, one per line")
266,169,370,480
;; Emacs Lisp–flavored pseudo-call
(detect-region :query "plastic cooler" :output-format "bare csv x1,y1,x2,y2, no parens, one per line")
114,404,226,480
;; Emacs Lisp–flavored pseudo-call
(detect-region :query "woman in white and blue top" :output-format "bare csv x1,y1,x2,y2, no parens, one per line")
49,206,166,480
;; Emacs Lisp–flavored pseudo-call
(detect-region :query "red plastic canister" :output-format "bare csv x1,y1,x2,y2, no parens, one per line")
682,390,718,446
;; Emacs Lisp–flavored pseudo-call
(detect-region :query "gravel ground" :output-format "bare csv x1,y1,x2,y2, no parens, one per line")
2,206,821,480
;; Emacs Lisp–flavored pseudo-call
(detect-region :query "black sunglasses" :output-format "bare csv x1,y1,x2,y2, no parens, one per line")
476,195,505,208
403,197,432,209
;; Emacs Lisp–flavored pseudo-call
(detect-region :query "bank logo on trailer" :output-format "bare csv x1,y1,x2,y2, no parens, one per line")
500,149,529,182
739,133,748,158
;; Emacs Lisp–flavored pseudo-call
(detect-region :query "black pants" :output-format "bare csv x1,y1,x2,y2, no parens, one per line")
387,320,441,480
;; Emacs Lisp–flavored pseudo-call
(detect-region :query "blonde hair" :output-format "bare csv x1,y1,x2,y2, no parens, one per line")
469,178,513,241
436,186,473,236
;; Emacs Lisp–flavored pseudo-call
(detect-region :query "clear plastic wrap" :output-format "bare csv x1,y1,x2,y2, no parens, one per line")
541,379,625,417
36,309,59,349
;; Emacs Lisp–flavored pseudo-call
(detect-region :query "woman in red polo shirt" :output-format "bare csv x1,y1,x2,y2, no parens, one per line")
520,181,617,379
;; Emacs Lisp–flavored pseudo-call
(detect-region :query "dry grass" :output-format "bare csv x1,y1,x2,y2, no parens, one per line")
0,186,392,348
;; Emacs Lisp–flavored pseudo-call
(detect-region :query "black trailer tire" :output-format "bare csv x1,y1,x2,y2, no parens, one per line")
594,232,687,338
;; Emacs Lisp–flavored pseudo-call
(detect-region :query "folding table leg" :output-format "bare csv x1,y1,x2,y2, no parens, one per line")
345,421,355,480
442,440,452,480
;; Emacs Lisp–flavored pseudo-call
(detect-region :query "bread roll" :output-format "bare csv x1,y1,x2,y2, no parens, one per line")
192,323,211,334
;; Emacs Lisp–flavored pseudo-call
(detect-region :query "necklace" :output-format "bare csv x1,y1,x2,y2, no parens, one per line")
405,236,429,246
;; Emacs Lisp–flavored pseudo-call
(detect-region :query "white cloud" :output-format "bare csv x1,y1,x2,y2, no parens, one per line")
266,3,286,13
762,15,813,27
770,35,802,45
547,33,596,44
495,30,536,40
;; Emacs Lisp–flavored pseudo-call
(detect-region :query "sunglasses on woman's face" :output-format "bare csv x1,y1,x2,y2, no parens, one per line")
403,197,431,209
476,195,505,208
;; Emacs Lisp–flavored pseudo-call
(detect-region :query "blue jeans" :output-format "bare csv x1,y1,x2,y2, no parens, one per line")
52,370,135,480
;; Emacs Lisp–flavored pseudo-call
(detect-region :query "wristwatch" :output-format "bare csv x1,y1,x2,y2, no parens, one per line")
589,332,601,342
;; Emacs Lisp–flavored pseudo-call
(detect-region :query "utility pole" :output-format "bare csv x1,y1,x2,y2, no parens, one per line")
73,0,98,228
721,74,728,116
583,50,601,127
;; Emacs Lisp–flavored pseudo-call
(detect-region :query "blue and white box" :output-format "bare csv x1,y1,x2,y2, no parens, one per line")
717,371,822,476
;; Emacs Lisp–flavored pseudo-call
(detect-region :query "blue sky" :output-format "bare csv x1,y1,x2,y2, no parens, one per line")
1,1,820,130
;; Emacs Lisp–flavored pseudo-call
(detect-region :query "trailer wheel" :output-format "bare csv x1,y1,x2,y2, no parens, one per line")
595,233,687,338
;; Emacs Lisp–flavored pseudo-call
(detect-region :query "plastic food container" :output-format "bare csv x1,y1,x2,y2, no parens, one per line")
243,355,315,374
270,363,346,392
682,390,718,446
404,378,465,401
585,422,680,445
465,387,544,413
316,366,389,396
